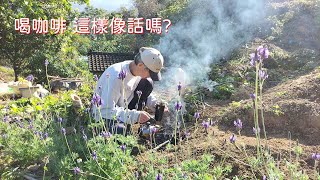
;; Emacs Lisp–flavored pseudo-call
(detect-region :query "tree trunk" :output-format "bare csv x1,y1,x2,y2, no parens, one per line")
13,64,19,82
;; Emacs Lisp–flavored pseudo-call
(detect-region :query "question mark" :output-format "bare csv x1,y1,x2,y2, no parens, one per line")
163,19,172,33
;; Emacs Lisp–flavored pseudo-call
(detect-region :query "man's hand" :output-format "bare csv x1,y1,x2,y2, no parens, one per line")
139,111,151,124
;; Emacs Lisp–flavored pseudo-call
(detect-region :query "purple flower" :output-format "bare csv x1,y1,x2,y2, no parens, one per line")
178,82,182,91
44,132,48,139
91,93,104,107
263,175,267,180
18,122,24,128
101,131,112,138
230,134,236,143
311,153,320,160
233,119,243,129
95,94,103,106
250,51,261,66
150,126,157,134
73,167,81,175
92,151,97,160
26,75,34,82
57,117,63,123
118,68,127,80
136,90,142,97
175,102,182,111
120,144,126,152
45,59,49,66
97,99,104,106
61,128,66,135
28,124,33,130
257,45,264,53
250,58,256,67
253,127,260,134
91,94,97,104
93,74,99,81
259,70,268,80
3,116,8,123
202,121,210,129
34,131,39,136
258,46,269,59
156,173,163,180
194,112,200,119
250,93,256,100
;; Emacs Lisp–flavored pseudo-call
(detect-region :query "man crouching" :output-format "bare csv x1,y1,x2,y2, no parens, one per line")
91,47,166,135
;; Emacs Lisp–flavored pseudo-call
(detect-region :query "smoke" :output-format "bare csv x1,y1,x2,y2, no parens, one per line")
154,0,266,92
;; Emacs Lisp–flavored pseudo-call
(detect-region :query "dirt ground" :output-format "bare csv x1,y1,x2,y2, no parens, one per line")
137,66,320,177
213,68,320,145
137,100,320,178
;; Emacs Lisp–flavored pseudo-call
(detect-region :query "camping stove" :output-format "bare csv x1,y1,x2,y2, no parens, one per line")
138,101,184,143
139,102,165,138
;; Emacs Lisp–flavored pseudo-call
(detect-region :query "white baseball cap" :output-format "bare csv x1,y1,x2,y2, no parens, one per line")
139,47,164,81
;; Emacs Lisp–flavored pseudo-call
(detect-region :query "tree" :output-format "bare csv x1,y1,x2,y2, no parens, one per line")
78,6,139,53
0,0,89,81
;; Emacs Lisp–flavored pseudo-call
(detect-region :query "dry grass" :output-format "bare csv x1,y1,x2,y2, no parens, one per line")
0,66,14,82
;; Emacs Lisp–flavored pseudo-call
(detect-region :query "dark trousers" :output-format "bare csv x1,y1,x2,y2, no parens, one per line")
106,78,153,135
